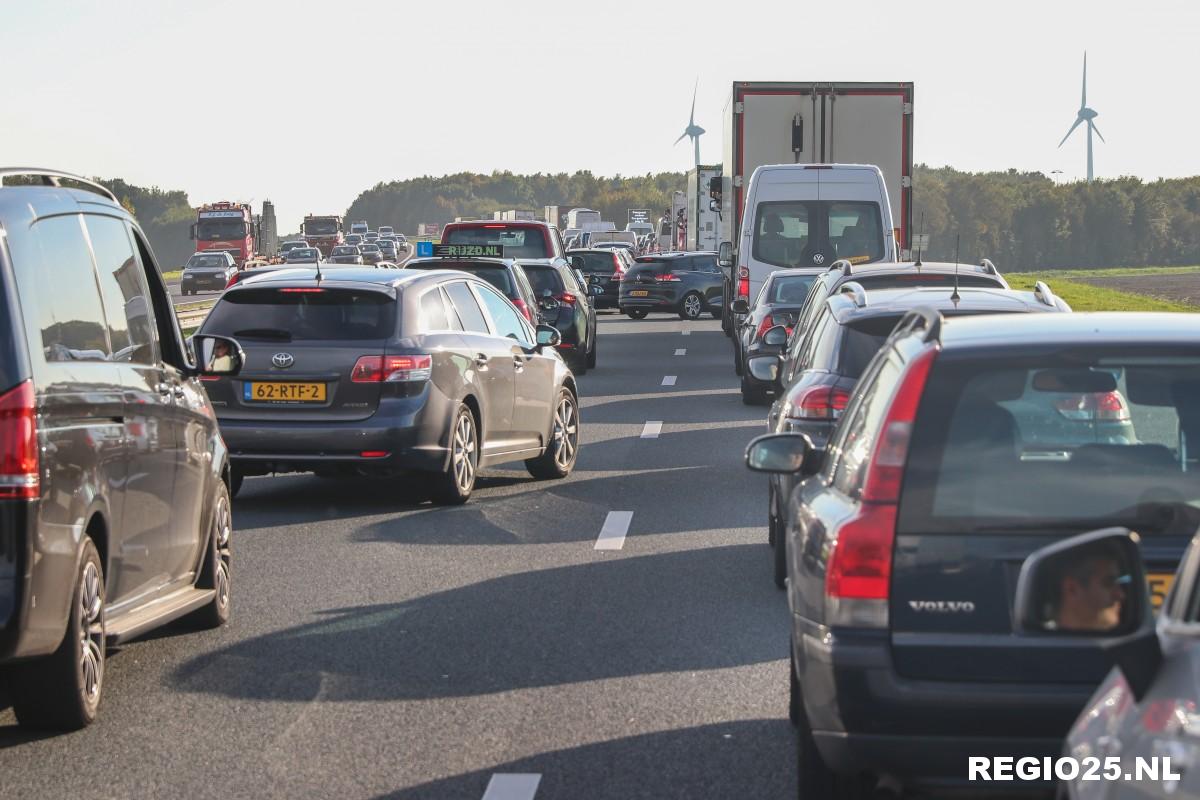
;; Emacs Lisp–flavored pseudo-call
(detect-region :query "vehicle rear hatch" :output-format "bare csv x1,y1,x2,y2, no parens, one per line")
890,356,1192,684
199,285,397,423
521,264,570,327
573,251,622,293
622,260,680,304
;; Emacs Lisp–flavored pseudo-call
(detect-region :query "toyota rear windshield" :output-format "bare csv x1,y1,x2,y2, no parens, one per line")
202,288,395,341
443,226,548,258
898,352,1200,537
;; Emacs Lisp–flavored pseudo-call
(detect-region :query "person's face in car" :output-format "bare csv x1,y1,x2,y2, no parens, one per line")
1057,557,1126,631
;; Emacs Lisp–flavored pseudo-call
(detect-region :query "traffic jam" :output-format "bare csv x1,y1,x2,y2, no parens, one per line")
2,77,1200,800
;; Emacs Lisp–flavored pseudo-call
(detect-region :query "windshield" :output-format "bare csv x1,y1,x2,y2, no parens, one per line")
522,265,562,296
901,354,1200,537
204,288,395,341
361,245,380,253
197,219,247,240
752,201,884,267
280,241,305,253
305,219,339,236
444,226,549,258
186,254,229,270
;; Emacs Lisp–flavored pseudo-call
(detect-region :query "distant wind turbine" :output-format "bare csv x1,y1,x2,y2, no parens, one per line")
675,79,705,167
1058,52,1104,182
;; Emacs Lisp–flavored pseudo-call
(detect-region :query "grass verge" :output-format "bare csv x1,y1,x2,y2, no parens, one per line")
1006,273,1197,312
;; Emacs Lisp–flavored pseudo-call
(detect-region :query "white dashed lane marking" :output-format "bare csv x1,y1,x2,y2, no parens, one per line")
640,421,663,439
595,511,634,551
675,348,687,356
482,774,541,800
681,330,691,336
662,375,677,386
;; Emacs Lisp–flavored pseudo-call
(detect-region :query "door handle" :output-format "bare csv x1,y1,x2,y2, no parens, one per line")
474,353,489,368
156,382,174,400
172,385,186,399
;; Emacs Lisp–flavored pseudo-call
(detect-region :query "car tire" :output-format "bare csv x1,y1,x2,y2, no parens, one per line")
679,292,704,321
626,309,648,320
586,336,597,369
796,669,869,800
429,404,478,505
773,513,787,590
710,305,723,320
733,338,744,377
229,468,244,499
189,481,232,629
767,485,777,547
789,640,802,727
741,374,768,405
9,538,106,730
526,388,580,480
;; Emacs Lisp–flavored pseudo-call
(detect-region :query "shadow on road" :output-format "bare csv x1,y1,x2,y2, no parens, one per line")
170,544,787,703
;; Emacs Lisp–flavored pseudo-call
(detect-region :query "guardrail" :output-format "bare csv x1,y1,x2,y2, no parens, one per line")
176,302,214,331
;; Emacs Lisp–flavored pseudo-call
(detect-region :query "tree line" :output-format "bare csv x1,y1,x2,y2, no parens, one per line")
9,167,1196,271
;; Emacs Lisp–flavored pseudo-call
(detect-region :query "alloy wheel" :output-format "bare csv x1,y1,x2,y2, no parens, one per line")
213,493,231,609
453,412,477,492
684,294,702,319
78,561,104,705
552,394,579,470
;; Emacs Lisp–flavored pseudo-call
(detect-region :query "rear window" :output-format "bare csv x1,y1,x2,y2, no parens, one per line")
629,258,683,277
900,354,1200,537
765,274,817,304
522,265,563,296
203,288,395,341
855,273,1004,289
836,318,896,377
444,226,548,258
572,252,618,274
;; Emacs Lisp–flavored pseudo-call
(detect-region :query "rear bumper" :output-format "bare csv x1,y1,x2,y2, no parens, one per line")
218,393,451,475
794,628,1092,783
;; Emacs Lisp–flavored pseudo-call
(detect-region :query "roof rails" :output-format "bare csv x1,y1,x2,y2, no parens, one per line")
1033,280,1058,308
838,280,867,308
895,306,943,344
0,168,118,202
979,258,998,275
826,258,854,276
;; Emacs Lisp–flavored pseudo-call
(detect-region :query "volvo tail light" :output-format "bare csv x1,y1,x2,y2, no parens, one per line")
787,385,851,421
352,355,433,383
0,380,39,499
826,503,897,601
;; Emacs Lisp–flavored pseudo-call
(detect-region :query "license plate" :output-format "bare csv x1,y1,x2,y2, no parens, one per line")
244,382,326,403
629,290,649,297
1149,572,1174,611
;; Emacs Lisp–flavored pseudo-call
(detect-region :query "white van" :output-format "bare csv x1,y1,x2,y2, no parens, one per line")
727,163,897,305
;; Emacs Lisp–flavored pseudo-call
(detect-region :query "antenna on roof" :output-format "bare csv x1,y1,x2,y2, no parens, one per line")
951,234,961,302
914,212,925,269
315,250,324,283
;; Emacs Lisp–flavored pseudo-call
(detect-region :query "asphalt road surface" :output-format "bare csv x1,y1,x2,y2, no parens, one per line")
0,313,797,799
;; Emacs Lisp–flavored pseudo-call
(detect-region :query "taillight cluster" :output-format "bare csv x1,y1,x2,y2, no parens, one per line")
512,297,533,322
737,265,749,299
351,355,433,383
654,273,680,283
556,292,578,305
611,253,624,281
0,380,39,499
787,385,850,421
1055,391,1130,422
755,314,794,342
824,348,937,626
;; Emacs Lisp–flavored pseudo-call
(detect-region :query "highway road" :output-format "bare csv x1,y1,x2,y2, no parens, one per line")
0,314,797,799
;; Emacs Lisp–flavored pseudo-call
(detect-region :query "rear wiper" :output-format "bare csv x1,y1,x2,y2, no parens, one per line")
233,328,292,341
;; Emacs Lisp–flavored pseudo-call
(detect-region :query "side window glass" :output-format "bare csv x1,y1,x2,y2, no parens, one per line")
419,288,451,331
440,287,464,331
798,310,831,369
444,281,490,333
475,284,531,343
21,215,111,362
832,351,902,496
85,215,158,365
129,228,187,368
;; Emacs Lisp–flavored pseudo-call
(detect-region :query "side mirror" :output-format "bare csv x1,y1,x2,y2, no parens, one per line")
1013,528,1163,700
762,325,789,347
745,433,824,476
709,199,721,213
192,334,244,377
718,241,733,268
730,298,750,315
535,324,561,348
708,175,722,201
747,355,781,384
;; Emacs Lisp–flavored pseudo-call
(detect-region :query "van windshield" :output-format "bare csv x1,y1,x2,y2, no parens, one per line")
752,201,883,268
899,355,1200,537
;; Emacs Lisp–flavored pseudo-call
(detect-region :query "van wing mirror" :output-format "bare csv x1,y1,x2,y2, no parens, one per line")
718,241,733,268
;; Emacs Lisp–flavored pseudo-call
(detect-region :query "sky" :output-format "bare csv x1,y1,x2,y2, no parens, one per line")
3,0,1198,231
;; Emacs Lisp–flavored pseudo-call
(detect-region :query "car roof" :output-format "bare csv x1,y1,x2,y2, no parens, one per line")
233,267,471,293
405,257,518,270
444,219,551,228
634,251,716,260
820,260,1005,285
0,178,130,230
826,286,1059,324
934,311,1200,351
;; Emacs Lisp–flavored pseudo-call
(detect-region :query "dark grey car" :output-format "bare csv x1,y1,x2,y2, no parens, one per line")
618,252,724,321
198,268,581,504
0,169,240,730
180,251,237,295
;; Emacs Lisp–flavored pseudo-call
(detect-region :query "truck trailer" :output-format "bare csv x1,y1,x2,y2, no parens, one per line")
686,165,722,252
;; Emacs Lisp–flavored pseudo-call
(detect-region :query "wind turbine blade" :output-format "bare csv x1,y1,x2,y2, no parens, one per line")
1089,119,1106,144
689,78,698,127
1081,51,1087,108
1058,117,1084,148
674,132,688,146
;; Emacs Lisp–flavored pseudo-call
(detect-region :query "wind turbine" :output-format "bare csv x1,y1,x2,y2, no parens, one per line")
675,79,705,167
1058,52,1104,182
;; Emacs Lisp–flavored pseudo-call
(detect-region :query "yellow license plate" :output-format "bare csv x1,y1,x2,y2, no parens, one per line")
629,290,649,297
1149,572,1174,611
244,382,326,403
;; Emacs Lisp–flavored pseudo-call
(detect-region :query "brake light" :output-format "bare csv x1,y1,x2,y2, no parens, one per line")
788,385,851,420
352,355,433,383
360,450,390,459
556,292,578,305
225,272,240,289
1055,391,1131,422
655,274,680,282
512,297,533,322
737,265,749,299
826,503,897,600
756,314,776,341
482,224,506,229
861,348,936,503
0,380,39,499
279,287,325,293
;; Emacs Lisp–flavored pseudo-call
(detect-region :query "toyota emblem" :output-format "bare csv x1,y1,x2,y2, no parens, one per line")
812,253,825,265
272,353,295,369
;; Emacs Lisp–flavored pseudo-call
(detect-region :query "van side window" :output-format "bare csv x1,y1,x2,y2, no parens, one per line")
23,215,111,362
85,215,159,365
129,228,188,369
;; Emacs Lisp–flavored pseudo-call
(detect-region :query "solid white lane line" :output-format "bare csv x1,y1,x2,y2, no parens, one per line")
482,774,541,800
641,421,663,439
681,330,691,336
595,511,634,550
662,375,677,386
674,348,687,356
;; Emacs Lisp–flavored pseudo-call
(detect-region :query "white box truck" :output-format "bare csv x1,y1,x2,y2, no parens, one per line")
686,165,722,252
